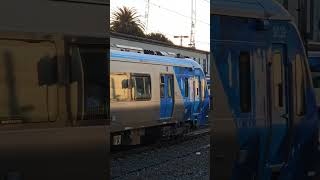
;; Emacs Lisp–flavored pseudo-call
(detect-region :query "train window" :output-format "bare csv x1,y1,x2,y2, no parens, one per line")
295,55,306,116
201,79,206,100
160,75,165,98
273,50,284,108
312,75,320,88
203,58,207,74
197,78,201,97
0,40,58,123
184,78,189,97
195,78,200,98
228,52,233,87
239,52,251,113
168,76,173,98
79,47,108,119
132,74,151,100
110,73,130,101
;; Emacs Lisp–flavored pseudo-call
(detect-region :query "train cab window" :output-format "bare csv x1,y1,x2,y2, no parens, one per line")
110,73,130,101
239,52,251,113
160,75,165,98
132,74,151,100
273,50,284,108
0,40,58,123
184,78,189,97
295,54,306,116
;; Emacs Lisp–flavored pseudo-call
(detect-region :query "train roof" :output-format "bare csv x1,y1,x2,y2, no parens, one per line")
110,50,202,69
211,0,292,20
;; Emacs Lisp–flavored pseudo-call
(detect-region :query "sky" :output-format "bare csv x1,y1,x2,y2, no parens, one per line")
110,0,210,51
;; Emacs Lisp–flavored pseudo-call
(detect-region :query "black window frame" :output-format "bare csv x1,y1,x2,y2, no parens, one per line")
132,73,152,101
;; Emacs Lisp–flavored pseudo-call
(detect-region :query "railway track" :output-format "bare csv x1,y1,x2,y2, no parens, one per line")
111,127,210,154
111,127,210,180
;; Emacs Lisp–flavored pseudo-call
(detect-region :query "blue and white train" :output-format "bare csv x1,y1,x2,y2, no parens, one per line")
110,50,210,145
211,0,319,179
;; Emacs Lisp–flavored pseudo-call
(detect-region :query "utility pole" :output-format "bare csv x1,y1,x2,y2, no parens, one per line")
174,35,189,46
189,0,196,48
145,0,150,32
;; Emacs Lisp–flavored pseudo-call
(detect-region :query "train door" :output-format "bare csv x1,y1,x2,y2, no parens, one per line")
160,74,174,119
266,44,291,175
193,75,202,114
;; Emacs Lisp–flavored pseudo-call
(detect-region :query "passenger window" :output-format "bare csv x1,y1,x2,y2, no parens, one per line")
273,50,284,108
160,75,165,98
110,73,130,101
239,52,251,113
201,79,205,100
295,55,306,116
0,40,58,123
132,74,151,100
184,78,189,97
168,76,173,98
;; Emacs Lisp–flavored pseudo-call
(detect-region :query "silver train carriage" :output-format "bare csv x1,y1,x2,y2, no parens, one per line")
110,50,210,145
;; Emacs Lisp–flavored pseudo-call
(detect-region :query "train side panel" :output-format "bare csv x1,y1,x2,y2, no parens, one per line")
211,12,319,179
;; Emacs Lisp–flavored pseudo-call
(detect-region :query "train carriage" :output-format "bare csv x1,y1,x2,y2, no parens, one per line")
110,50,209,145
211,0,319,179
0,0,109,179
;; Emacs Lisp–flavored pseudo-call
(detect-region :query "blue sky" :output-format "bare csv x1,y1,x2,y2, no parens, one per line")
111,0,210,51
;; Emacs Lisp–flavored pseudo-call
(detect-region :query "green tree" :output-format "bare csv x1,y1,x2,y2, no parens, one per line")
110,6,145,37
146,33,173,44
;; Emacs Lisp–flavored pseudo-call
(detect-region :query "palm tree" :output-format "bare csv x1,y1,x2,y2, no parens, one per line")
111,6,145,37
146,33,174,44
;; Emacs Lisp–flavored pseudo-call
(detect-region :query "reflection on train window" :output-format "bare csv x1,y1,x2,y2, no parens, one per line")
273,51,284,108
295,54,306,116
168,76,173,98
110,73,130,101
0,40,58,123
239,52,251,113
160,75,165,98
132,74,151,100
184,78,189,97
